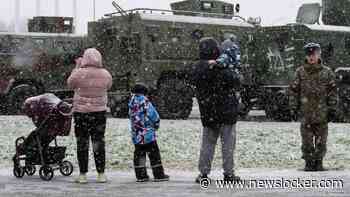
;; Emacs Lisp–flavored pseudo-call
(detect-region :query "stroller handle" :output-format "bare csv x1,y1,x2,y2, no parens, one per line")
57,101,74,116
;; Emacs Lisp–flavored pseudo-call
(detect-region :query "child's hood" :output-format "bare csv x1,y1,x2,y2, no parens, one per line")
129,94,148,107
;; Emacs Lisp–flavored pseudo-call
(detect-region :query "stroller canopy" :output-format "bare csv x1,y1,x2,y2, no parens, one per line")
23,93,61,118
23,93,72,136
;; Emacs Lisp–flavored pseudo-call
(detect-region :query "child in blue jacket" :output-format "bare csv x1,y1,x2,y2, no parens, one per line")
128,83,169,182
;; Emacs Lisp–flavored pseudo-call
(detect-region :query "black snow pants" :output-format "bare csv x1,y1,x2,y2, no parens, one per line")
133,141,165,179
74,111,106,174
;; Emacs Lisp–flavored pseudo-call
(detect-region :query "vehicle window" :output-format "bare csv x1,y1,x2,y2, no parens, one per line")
201,2,213,10
223,4,234,15
345,37,350,54
0,38,5,53
32,38,45,49
322,42,334,63
54,40,66,50
274,32,289,52
11,38,25,53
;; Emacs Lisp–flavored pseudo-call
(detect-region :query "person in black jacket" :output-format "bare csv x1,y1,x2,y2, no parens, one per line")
191,37,241,183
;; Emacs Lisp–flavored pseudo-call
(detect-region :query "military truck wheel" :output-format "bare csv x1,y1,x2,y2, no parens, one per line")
265,106,291,121
264,91,291,121
155,77,193,119
110,101,129,118
7,84,39,115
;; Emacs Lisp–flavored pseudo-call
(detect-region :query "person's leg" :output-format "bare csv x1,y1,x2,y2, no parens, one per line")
314,123,328,171
148,141,168,181
134,144,149,181
300,122,316,171
74,112,90,175
220,124,236,176
90,111,106,174
198,126,220,175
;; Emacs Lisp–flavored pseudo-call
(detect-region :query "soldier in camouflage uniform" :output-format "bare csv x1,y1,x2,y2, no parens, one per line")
289,43,337,171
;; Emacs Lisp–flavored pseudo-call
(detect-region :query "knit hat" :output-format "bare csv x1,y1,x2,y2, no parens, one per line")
132,83,149,95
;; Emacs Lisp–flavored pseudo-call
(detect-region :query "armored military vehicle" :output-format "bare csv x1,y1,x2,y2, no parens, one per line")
247,0,350,121
88,0,256,119
0,31,84,114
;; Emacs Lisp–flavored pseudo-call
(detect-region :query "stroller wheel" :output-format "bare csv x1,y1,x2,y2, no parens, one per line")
25,165,36,176
59,161,73,176
13,166,25,178
39,165,54,181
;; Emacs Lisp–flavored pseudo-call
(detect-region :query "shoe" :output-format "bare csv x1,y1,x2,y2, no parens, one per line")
304,160,315,171
151,166,169,182
135,167,149,182
195,174,210,184
97,173,108,183
136,175,150,183
154,174,170,182
223,174,241,183
314,160,326,171
75,174,88,184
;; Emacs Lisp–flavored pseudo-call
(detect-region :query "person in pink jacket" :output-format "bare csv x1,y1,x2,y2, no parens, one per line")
67,48,112,184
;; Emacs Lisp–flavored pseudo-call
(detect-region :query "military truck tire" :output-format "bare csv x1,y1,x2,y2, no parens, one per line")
7,84,39,115
110,101,129,118
265,106,291,121
155,77,193,120
264,91,291,121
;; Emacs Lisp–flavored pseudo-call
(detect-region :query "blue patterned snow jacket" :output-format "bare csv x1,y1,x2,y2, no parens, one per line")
216,39,241,70
128,94,160,145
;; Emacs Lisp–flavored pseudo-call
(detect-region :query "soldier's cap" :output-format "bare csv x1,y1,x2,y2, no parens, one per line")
132,83,149,95
304,43,321,56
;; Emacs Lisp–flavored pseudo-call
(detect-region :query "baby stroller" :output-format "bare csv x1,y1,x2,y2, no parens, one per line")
13,93,74,181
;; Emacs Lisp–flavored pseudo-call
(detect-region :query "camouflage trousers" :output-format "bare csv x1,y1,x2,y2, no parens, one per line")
300,122,328,160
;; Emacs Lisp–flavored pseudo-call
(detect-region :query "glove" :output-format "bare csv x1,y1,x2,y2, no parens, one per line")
327,110,337,122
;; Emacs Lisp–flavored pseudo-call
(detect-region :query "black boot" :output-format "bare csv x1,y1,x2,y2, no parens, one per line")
195,174,210,184
314,159,326,171
224,174,241,183
152,166,169,182
135,167,150,182
304,160,315,171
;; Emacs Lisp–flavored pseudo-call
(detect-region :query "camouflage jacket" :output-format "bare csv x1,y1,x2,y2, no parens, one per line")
289,63,337,123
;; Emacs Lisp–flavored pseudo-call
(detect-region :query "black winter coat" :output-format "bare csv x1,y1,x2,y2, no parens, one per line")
191,60,240,128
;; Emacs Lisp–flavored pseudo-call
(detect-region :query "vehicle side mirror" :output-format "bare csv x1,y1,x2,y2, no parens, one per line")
235,4,240,14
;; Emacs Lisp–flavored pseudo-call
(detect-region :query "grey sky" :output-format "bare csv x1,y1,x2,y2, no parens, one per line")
0,0,321,34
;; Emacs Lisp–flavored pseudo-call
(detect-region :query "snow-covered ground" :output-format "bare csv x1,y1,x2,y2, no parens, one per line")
1,115,349,171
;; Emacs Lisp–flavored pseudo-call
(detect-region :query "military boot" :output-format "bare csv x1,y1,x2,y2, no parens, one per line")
314,159,326,171
304,160,315,171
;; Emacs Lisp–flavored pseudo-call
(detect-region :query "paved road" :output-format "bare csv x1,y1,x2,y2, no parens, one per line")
0,168,349,197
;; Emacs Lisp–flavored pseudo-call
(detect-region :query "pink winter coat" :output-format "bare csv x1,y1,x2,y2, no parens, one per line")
67,48,112,113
